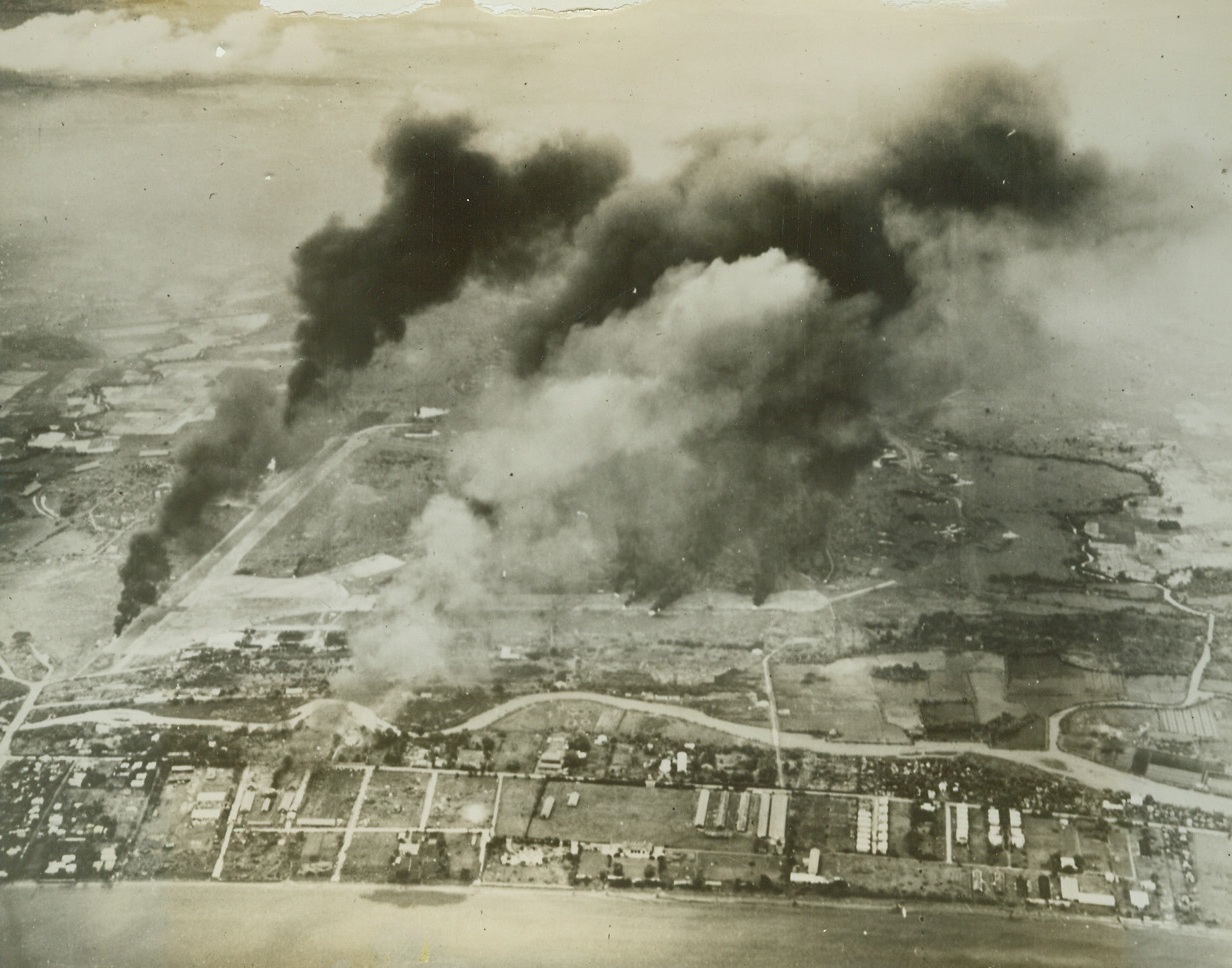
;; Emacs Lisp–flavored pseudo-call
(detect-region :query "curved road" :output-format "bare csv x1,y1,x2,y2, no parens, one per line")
445,689,1232,813
17,698,399,737
15,423,1222,818
1046,584,1216,751
15,678,1230,814
0,662,53,763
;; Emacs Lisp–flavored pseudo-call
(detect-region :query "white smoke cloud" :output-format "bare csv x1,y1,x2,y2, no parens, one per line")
0,11,331,79
455,249,827,511
349,494,492,682
447,249,875,599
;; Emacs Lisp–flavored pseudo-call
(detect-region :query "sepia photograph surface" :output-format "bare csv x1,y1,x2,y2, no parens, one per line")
1,1,1231,965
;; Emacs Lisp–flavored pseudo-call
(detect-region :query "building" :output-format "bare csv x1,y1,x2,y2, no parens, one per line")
954,804,969,846
1059,875,1115,908
856,797,888,855
693,789,710,828
768,792,790,847
536,734,570,775
756,793,772,839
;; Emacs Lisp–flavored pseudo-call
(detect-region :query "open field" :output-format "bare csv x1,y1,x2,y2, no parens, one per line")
823,851,979,901
787,792,858,854
297,767,363,825
524,781,749,850
427,774,499,829
769,651,1030,742
487,697,768,750
1194,830,1232,925
337,831,396,883
0,559,119,669
239,434,442,579
771,664,905,741
494,776,544,839
917,609,1206,678
357,769,430,829
484,699,625,736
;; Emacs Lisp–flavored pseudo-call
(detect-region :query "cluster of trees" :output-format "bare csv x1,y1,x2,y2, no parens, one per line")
871,662,928,682
910,608,1203,675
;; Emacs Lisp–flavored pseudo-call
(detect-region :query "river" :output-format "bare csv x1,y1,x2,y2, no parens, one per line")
1,882,1227,968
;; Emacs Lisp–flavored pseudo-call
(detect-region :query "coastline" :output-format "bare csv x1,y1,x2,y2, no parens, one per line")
3,878,1230,968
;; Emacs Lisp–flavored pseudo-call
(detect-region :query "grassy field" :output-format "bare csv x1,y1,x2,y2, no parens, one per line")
298,767,363,824
821,852,981,903
487,700,618,735
526,781,730,849
772,664,906,741
338,831,396,883
1007,655,1127,716
494,776,544,839
1194,830,1232,925
787,792,857,854
690,849,782,887
427,774,499,829
358,769,430,829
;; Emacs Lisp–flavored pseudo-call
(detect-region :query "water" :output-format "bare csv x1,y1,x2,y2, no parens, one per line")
1,882,1227,968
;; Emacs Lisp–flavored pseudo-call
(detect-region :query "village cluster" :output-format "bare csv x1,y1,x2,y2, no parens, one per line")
3,714,1230,927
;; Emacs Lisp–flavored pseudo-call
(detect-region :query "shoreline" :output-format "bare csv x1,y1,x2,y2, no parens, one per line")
4,877,1231,968
4,875,1228,943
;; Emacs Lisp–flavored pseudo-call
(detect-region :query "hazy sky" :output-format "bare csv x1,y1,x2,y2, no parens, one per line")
1,0,1229,419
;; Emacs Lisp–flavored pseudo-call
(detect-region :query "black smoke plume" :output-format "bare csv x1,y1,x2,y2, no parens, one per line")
114,372,285,633
286,114,628,415
512,68,1105,374
114,115,626,632
113,530,170,635
452,65,1113,608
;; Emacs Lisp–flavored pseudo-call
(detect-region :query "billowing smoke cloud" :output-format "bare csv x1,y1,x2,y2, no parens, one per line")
349,494,491,680
158,373,288,536
287,114,628,413
114,372,288,634
113,112,622,632
115,64,1120,636
511,67,1105,374
457,251,882,605
449,65,1113,607
113,531,171,636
